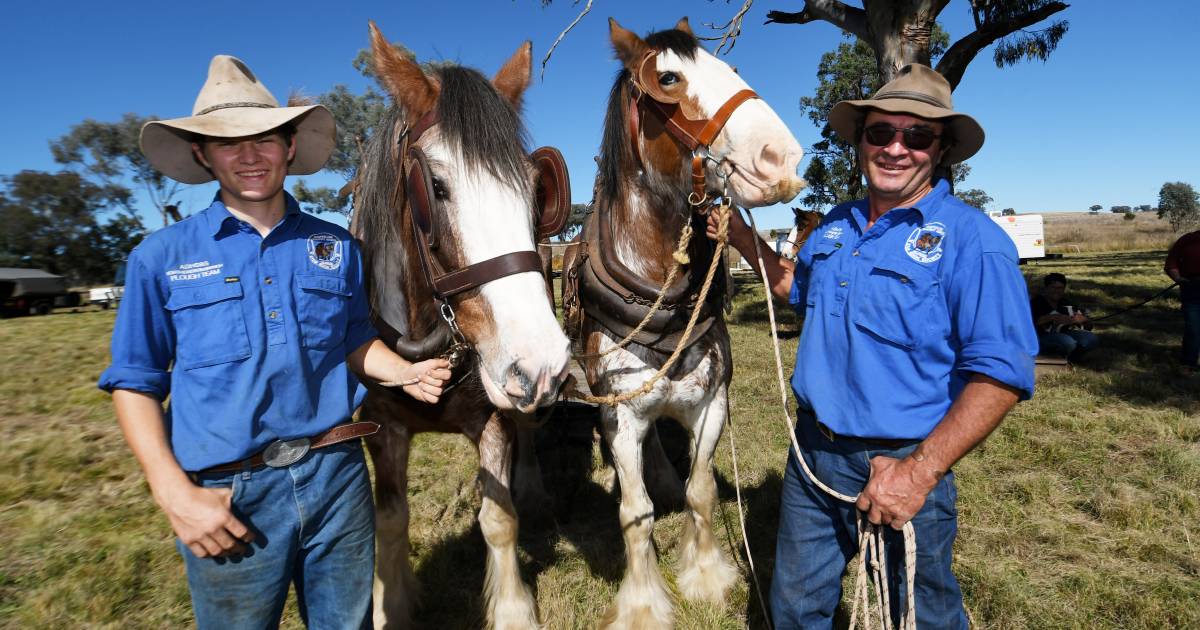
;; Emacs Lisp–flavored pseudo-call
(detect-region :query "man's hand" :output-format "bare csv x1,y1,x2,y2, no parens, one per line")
157,480,253,558
393,358,452,404
706,204,751,245
855,454,941,530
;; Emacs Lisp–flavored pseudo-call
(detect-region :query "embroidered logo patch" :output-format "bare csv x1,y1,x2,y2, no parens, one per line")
904,222,946,264
823,226,844,240
307,233,343,271
165,260,223,282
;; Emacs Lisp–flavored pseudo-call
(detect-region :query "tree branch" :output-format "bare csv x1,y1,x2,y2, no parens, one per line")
935,1,1069,89
698,0,755,56
540,0,593,81
765,0,869,41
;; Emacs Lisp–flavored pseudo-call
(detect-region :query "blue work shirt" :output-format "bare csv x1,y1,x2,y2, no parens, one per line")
99,193,378,471
789,179,1037,439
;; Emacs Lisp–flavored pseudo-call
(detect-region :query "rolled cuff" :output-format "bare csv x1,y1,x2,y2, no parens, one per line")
98,365,171,400
957,341,1035,400
345,320,379,356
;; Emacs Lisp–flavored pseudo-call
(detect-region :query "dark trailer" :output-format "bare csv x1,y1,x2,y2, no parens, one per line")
0,268,74,316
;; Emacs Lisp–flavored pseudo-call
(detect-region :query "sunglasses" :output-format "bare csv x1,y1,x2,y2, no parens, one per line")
861,123,941,151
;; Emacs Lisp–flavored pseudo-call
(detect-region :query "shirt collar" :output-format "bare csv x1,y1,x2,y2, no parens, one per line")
853,177,952,232
206,191,303,238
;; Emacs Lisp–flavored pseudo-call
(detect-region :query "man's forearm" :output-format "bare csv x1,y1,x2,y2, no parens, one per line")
727,226,795,303
113,389,192,502
347,337,405,383
909,374,1021,478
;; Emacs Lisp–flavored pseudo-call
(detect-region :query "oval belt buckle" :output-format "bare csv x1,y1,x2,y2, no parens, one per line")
263,437,311,468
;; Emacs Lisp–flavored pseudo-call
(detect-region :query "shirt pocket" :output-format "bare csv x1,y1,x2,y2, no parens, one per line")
804,239,842,308
852,256,938,349
295,274,351,349
165,281,251,369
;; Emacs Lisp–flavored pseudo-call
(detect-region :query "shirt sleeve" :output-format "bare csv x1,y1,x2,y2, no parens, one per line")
1165,238,1181,273
97,248,174,399
788,238,816,312
949,249,1038,400
344,239,379,353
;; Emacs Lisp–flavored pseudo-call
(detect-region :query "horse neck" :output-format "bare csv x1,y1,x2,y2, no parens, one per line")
600,154,694,284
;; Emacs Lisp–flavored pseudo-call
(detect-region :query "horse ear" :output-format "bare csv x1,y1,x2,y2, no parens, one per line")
674,17,693,35
609,17,650,71
368,21,437,116
492,41,532,109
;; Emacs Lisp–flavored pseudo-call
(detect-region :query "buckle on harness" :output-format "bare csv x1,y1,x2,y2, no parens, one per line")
262,437,311,468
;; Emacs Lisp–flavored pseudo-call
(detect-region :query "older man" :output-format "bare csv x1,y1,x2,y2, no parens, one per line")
712,64,1037,628
99,55,449,628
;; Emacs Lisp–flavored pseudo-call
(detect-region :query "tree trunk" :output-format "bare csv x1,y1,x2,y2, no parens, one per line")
863,0,948,82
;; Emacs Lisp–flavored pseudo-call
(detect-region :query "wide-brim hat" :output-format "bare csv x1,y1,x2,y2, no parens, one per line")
828,63,984,165
140,55,335,184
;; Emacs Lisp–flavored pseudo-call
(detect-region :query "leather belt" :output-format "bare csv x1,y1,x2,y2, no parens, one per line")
196,421,380,475
815,420,914,449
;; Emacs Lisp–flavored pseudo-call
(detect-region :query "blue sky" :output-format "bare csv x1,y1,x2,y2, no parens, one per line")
2,1,1197,230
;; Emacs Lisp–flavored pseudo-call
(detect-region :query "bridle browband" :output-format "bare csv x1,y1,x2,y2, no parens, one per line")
627,49,760,207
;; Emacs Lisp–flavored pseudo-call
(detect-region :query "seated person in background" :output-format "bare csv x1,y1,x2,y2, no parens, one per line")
1031,272,1098,360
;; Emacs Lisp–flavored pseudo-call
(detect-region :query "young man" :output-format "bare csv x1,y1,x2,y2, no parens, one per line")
1165,229,1200,373
712,64,1037,628
1031,272,1099,360
98,55,450,628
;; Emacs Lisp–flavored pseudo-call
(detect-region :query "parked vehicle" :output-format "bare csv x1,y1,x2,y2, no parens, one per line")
0,268,77,316
87,261,127,309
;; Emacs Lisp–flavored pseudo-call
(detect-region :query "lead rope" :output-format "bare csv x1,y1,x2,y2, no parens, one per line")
744,209,917,630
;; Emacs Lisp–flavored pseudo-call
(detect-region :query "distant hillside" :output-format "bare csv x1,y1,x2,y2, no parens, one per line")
1040,212,1179,254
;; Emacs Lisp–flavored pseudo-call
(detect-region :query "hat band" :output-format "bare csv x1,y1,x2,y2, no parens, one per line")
872,90,949,110
196,101,276,116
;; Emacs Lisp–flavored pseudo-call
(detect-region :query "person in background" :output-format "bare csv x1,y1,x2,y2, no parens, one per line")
1165,229,1200,374
1030,272,1099,361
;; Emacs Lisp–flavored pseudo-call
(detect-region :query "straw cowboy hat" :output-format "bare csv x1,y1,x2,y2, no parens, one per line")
140,55,336,184
828,63,984,165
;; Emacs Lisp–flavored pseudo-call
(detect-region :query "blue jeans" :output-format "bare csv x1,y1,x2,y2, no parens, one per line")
770,412,967,630
1182,301,1200,367
180,441,375,630
1037,329,1099,359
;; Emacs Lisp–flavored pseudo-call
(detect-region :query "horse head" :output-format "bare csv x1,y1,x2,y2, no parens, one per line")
360,22,570,414
609,17,805,208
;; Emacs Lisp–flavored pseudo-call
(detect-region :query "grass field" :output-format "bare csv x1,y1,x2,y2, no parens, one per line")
1,248,1197,629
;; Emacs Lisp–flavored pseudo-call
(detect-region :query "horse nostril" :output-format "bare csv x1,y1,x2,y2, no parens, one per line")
756,142,787,173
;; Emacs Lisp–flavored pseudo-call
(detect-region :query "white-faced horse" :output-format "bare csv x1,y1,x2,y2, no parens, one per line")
563,18,804,628
351,22,572,629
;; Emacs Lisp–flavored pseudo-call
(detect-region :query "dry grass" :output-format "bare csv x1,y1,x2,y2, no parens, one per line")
1,250,1197,629
1041,211,1180,254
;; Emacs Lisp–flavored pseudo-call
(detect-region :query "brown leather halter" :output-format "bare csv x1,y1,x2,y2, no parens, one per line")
395,105,571,360
628,50,760,207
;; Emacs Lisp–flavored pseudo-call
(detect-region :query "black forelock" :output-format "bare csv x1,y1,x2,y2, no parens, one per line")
645,28,699,60
433,65,531,194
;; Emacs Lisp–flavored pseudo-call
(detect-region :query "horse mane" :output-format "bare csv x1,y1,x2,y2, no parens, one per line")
355,64,532,328
597,27,700,207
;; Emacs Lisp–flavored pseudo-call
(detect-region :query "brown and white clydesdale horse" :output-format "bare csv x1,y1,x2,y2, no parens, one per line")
350,23,571,629
563,18,805,628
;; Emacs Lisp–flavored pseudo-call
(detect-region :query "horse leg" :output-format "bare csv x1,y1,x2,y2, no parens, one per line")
675,385,738,604
642,420,687,513
365,422,419,629
478,413,541,630
600,405,674,630
511,426,554,535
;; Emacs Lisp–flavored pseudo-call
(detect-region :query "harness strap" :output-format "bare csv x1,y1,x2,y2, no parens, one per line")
431,250,544,298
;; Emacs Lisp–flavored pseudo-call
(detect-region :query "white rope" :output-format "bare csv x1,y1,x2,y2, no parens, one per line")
725,403,773,626
744,208,917,630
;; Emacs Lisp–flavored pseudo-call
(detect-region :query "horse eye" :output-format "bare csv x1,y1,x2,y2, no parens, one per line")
431,177,449,201
659,72,679,86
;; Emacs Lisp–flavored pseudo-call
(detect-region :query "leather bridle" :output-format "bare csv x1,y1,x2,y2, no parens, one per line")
394,104,571,362
627,50,760,208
